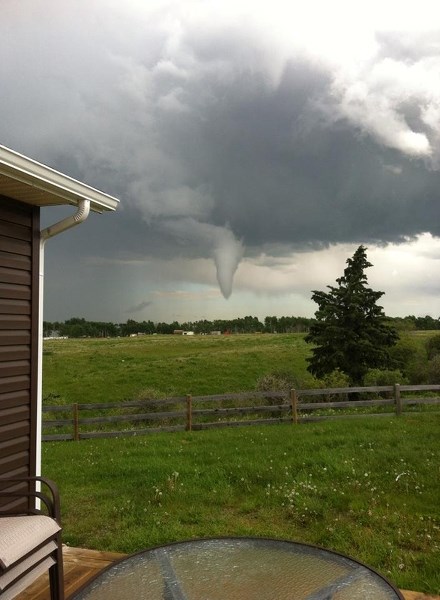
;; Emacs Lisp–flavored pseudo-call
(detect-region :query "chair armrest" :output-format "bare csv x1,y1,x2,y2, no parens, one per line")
0,477,61,523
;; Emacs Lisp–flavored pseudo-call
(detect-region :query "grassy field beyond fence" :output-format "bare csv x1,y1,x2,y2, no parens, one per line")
42,334,314,404
43,331,437,406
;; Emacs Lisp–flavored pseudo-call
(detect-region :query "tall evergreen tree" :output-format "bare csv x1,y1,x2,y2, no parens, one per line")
305,246,398,384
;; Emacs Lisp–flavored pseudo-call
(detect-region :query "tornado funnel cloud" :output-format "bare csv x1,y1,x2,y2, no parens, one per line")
213,230,244,299
160,218,244,299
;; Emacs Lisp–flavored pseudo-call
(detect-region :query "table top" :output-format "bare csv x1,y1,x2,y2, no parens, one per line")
70,537,404,600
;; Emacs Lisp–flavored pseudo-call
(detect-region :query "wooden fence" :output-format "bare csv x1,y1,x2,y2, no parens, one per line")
41,384,440,441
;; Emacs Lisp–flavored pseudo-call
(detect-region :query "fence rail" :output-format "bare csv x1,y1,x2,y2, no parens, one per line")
42,384,440,441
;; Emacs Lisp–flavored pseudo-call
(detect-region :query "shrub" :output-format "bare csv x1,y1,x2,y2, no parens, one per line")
319,369,350,388
389,336,429,384
389,337,422,374
426,334,440,360
255,371,302,412
256,371,301,393
363,368,408,387
310,370,350,402
406,359,429,385
427,355,440,384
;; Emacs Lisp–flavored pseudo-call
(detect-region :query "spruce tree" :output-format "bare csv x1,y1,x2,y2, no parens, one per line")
305,246,398,385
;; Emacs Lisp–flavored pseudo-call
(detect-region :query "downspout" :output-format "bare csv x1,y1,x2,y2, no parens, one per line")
40,199,91,243
36,200,91,476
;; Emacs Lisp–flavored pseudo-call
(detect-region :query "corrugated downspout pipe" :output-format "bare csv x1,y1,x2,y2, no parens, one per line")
36,199,91,478
41,198,91,242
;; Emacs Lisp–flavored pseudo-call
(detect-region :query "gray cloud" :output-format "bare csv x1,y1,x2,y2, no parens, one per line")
1,1,440,309
126,300,152,313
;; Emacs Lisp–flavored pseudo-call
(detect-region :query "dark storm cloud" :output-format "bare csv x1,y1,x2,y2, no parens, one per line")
162,58,440,248
1,1,440,299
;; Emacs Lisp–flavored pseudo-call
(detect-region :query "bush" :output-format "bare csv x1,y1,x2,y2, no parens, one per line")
255,371,300,416
426,334,440,360
389,336,429,384
406,359,429,385
319,369,350,388
427,355,440,384
256,371,301,393
389,337,422,374
311,370,350,402
363,369,408,387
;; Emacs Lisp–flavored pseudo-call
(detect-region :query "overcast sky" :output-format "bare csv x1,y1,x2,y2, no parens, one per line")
2,0,440,323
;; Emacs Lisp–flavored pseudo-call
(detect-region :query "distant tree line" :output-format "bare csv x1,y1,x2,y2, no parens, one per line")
391,315,440,331
43,315,313,338
43,313,440,339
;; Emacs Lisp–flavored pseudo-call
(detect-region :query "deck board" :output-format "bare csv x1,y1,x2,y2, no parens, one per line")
15,546,126,600
14,546,440,600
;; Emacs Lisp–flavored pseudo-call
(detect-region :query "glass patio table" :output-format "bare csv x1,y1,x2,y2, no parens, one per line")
70,537,404,599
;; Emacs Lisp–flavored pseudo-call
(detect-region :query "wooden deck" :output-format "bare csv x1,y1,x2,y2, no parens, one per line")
15,546,440,600
16,546,126,600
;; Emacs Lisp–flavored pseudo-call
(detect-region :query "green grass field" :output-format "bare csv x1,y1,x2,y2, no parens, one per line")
41,333,440,594
43,333,315,404
43,415,440,595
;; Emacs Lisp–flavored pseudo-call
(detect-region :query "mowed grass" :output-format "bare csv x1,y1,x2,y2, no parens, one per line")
43,334,314,404
43,415,440,595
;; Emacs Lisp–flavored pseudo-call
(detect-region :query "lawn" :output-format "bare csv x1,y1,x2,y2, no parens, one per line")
42,414,440,595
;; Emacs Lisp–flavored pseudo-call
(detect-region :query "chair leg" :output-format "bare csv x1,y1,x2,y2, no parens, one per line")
49,542,65,600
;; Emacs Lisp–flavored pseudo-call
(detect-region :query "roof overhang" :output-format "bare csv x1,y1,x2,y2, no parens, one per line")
0,145,119,213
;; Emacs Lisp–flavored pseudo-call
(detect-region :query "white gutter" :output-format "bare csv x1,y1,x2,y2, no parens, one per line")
0,145,119,212
35,200,91,477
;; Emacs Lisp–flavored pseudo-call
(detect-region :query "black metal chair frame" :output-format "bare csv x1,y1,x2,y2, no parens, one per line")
0,476,64,600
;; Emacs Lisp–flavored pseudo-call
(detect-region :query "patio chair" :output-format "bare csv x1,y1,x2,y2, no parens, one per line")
0,476,64,600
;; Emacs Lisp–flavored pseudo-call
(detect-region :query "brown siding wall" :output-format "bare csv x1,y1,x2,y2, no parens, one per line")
0,196,39,485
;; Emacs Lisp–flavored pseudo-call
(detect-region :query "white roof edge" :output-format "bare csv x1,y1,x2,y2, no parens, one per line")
0,145,119,212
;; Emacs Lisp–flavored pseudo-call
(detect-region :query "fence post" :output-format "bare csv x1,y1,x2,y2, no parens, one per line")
73,403,80,441
186,395,192,431
290,389,298,425
394,383,402,416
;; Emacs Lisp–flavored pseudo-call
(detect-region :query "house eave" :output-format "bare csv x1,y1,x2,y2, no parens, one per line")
0,145,119,213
